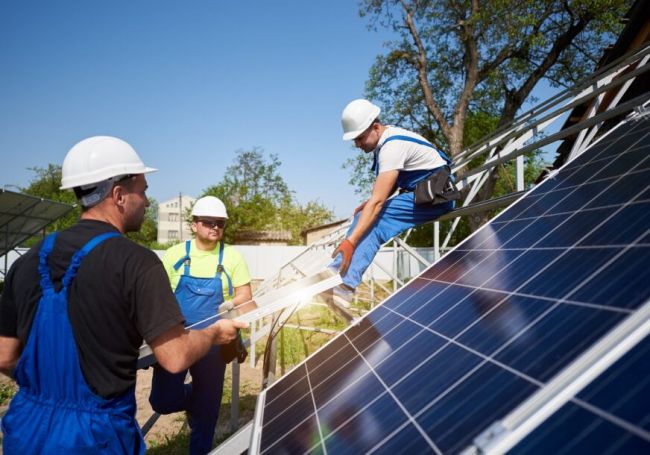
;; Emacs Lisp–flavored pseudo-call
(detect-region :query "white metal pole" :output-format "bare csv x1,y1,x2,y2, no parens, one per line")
515,155,525,191
434,221,440,262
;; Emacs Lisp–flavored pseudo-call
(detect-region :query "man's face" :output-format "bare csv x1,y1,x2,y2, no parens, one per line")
192,217,226,243
353,123,380,153
122,175,150,233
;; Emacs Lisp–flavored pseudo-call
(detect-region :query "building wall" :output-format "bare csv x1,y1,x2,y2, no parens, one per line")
302,220,347,245
157,194,196,244
3,245,437,283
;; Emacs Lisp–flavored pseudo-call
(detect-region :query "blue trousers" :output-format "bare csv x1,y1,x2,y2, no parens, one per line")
331,192,454,289
149,346,226,455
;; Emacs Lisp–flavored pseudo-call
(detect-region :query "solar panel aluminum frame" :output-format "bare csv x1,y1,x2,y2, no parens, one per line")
462,107,650,453
250,113,648,453
137,271,342,369
467,300,650,454
0,189,76,264
246,147,539,452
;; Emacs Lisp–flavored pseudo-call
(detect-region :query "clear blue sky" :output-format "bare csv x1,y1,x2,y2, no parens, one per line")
0,0,394,218
0,1,559,219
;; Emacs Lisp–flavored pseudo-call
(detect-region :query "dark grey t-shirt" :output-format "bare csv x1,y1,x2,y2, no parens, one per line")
0,220,184,398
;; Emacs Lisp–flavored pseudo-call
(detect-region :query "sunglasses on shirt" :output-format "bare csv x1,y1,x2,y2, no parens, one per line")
197,219,226,229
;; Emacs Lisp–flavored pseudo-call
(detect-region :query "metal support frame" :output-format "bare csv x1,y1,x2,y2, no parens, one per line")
230,360,240,432
465,301,650,455
438,44,650,258
217,45,650,454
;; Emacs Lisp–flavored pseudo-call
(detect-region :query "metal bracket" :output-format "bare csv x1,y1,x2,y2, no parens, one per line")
633,104,650,119
463,421,508,455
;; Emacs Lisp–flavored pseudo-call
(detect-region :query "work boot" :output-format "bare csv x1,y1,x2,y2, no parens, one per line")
331,283,355,307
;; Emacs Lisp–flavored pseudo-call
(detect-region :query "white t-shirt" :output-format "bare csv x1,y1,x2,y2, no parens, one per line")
375,126,447,174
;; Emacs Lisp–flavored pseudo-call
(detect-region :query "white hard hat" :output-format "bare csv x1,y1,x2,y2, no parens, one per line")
191,196,228,218
341,99,381,140
60,136,157,190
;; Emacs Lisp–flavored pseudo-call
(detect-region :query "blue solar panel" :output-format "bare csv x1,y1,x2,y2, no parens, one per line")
512,336,650,454
250,115,650,454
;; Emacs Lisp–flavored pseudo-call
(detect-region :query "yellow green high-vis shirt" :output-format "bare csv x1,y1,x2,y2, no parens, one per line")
161,240,251,301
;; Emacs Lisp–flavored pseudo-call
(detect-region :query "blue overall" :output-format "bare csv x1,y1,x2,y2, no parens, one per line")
331,135,455,289
1,232,146,454
149,240,233,455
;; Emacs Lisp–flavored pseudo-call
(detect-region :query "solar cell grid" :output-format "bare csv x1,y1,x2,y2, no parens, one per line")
251,115,650,454
512,336,650,454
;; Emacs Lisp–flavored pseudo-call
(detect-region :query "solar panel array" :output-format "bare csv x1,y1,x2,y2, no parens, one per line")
0,190,75,257
250,114,650,454
513,335,649,454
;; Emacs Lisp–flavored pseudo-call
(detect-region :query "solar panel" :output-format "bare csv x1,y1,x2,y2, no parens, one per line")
249,113,650,454
0,189,75,258
512,336,650,454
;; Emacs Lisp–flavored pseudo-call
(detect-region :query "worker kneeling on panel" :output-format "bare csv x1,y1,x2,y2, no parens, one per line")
0,136,247,454
330,99,459,295
149,196,252,454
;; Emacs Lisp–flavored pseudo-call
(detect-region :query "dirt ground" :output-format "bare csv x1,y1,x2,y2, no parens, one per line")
137,361,264,452
0,362,264,454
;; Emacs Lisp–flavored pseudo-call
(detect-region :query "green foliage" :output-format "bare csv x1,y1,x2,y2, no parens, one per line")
361,0,629,141
22,164,80,235
0,381,17,406
202,148,334,244
342,149,375,198
347,0,629,235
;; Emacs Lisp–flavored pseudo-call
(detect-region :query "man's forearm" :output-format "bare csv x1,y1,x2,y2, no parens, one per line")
349,198,384,245
151,319,247,374
151,324,219,373
0,336,21,379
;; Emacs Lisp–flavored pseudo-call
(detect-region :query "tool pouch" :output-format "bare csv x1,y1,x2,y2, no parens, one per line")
221,330,248,364
414,166,461,206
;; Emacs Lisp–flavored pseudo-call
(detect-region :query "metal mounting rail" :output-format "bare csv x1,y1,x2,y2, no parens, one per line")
463,300,650,455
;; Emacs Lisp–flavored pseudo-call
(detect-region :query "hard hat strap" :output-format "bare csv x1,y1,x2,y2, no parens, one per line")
76,174,134,208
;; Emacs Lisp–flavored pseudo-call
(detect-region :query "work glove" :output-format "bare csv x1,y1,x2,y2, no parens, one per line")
332,238,355,276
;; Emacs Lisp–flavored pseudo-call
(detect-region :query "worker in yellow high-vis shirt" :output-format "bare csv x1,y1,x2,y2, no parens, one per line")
149,196,252,455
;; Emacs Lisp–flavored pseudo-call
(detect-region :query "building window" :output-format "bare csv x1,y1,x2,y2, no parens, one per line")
169,213,178,222
168,230,178,240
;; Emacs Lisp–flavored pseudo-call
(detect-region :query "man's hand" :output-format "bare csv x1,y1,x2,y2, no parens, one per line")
332,238,355,276
211,319,249,345
0,336,21,379
353,200,367,215
151,319,249,373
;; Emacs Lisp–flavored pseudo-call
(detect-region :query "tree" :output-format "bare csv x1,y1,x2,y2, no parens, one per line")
22,164,80,234
354,0,629,230
202,148,334,244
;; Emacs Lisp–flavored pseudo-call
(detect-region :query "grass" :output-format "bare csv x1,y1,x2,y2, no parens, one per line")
143,297,355,453
145,366,260,454
0,381,16,406
0,283,390,452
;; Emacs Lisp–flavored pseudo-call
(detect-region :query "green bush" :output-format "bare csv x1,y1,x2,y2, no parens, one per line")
0,381,17,406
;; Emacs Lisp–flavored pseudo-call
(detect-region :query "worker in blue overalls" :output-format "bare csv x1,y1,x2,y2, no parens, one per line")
0,136,247,454
149,196,252,454
330,99,456,294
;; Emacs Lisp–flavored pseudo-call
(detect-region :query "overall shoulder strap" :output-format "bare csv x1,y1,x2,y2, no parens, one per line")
62,232,121,289
38,232,59,293
172,240,192,275
216,241,234,297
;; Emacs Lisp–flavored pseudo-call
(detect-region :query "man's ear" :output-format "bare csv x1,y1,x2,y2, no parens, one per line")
190,221,198,234
112,184,126,207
